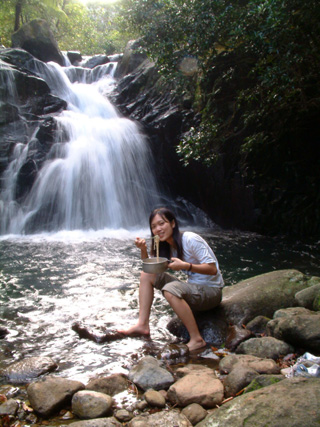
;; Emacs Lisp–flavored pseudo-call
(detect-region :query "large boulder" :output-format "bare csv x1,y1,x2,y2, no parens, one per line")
216,269,312,326
11,19,64,65
196,377,320,427
267,309,320,353
27,376,85,417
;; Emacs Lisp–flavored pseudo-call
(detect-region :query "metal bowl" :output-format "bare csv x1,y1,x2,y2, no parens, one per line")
142,257,170,274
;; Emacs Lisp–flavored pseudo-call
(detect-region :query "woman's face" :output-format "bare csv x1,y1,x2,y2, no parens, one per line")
150,214,175,243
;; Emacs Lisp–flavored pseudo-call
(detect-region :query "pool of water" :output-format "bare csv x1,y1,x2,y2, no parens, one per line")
0,227,319,384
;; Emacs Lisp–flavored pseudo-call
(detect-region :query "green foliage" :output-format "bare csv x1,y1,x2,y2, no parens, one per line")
122,0,320,237
0,0,132,55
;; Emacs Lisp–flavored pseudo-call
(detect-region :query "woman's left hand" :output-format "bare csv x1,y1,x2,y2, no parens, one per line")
169,257,189,271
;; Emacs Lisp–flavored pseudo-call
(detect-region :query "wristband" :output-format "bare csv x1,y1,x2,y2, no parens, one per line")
188,263,192,272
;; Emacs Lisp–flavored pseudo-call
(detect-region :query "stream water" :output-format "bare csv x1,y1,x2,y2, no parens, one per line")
0,228,319,385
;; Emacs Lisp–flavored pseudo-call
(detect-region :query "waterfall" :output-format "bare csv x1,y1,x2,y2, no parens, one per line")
0,60,163,234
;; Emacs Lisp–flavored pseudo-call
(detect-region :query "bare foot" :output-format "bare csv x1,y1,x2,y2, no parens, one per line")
187,338,207,352
117,324,150,338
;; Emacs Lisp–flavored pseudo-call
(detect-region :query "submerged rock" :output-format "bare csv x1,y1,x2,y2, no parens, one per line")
0,356,57,383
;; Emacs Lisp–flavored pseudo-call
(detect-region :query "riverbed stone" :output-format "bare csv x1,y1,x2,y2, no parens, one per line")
114,409,133,422
181,403,208,425
86,374,129,396
267,311,320,353
219,354,280,375
196,377,320,427
144,389,166,408
216,270,311,326
0,398,19,415
225,325,253,351
245,315,270,336
0,356,57,383
128,356,174,391
27,375,85,417
128,409,192,426
223,364,259,397
235,336,294,360
175,364,217,379
72,390,113,419
61,418,122,427
167,373,224,408
295,283,320,311
273,306,316,318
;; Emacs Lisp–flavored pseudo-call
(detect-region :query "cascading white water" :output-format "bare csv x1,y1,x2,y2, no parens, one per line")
0,60,163,234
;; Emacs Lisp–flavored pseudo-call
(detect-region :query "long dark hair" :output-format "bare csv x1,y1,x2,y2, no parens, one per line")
149,207,183,259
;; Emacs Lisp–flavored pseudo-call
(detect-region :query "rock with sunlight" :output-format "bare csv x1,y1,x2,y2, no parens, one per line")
0,356,57,384
11,19,64,65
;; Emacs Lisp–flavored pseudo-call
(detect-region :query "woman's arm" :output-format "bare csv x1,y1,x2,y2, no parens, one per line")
169,257,217,275
135,237,148,260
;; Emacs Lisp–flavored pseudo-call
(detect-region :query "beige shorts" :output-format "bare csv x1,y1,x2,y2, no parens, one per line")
154,272,222,312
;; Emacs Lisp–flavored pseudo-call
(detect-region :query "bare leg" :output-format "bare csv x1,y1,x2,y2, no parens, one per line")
163,291,206,351
118,272,156,337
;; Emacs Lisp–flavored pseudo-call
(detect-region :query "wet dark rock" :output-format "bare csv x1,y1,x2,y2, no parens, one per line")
0,327,9,339
67,51,82,65
245,315,271,336
11,19,64,65
72,322,126,343
167,313,228,347
82,54,110,69
157,343,189,364
128,356,174,391
225,325,253,351
0,356,58,384
115,40,147,79
27,375,85,417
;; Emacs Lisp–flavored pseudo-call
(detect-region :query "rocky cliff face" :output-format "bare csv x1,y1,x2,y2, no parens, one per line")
110,41,257,231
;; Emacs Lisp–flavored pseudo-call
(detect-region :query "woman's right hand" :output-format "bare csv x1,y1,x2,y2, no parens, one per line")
135,237,147,250
135,237,148,259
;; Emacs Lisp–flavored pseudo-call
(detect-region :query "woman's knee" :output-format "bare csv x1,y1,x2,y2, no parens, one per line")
163,290,179,304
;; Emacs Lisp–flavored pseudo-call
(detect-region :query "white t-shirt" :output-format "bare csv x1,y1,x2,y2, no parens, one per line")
172,231,224,288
